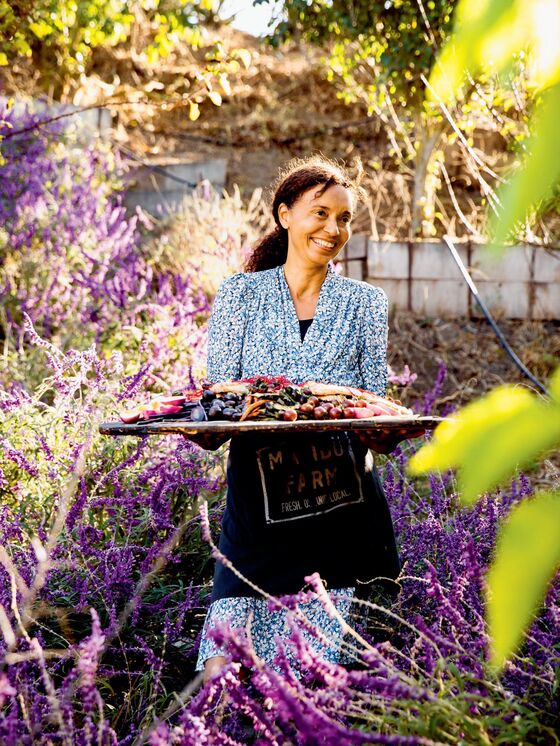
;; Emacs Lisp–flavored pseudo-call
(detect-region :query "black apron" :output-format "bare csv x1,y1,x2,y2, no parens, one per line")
211,429,401,602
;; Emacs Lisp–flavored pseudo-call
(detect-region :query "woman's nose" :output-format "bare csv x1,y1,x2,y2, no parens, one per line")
325,216,340,235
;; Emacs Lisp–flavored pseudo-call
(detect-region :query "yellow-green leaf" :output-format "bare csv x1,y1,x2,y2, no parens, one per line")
409,385,560,503
458,399,560,503
219,73,231,96
208,91,222,106
234,48,251,69
491,84,560,247
29,20,54,40
189,102,200,121
408,386,535,474
0,52,8,66
487,490,560,668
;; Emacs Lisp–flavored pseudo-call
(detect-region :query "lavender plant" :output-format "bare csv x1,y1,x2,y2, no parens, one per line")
0,312,228,742
0,103,235,741
0,101,212,393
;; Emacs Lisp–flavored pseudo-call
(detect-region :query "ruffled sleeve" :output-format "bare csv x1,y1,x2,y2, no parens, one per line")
206,273,247,383
358,285,388,395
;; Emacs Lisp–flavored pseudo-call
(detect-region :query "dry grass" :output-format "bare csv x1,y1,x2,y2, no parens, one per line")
389,312,560,406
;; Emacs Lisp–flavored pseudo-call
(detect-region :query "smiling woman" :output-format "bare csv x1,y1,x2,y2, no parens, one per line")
195,155,408,683
246,155,364,274
278,183,353,260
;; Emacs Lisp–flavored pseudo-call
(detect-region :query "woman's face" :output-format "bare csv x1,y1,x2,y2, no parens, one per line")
278,183,353,268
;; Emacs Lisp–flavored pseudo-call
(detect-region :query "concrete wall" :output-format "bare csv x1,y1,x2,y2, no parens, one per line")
123,156,227,216
338,237,560,320
0,97,111,141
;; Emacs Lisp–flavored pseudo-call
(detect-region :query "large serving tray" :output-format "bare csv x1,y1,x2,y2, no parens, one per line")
99,415,447,438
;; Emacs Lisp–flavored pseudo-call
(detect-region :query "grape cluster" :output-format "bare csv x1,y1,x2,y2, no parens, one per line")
199,390,244,421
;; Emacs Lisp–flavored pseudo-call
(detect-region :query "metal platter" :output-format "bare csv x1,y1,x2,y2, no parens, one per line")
99,415,448,438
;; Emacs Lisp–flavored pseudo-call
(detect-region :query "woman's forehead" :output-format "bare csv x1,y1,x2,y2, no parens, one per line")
304,183,353,209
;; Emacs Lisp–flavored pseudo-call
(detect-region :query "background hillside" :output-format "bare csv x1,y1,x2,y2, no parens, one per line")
4,23,525,240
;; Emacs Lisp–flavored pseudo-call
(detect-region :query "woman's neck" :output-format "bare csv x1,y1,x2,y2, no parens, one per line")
282,257,329,321
282,257,328,300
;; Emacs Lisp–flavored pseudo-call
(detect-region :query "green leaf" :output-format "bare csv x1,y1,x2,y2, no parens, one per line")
234,48,251,68
487,490,560,668
29,20,54,40
458,399,560,503
491,84,560,247
408,384,560,504
408,386,535,473
0,52,7,66
189,102,200,121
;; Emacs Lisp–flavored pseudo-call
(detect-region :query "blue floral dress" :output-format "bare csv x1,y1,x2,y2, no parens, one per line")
206,263,388,393
196,264,398,672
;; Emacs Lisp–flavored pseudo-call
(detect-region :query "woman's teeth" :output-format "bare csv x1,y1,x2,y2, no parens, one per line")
312,238,336,249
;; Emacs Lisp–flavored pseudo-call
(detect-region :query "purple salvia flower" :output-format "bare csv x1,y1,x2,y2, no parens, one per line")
0,673,16,707
0,437,40,478
421,360,447,415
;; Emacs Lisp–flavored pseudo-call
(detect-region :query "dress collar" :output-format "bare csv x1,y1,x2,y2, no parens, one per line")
277,262,335,292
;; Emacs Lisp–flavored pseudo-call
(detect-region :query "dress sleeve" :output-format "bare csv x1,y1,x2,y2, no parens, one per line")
206,273,247,383
358,285,388,395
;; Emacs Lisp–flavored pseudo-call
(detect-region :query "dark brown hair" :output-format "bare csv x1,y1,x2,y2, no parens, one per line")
245,155,365,273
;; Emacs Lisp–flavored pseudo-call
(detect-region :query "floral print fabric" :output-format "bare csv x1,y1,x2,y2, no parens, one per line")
196,589,355,672
206,263,388,394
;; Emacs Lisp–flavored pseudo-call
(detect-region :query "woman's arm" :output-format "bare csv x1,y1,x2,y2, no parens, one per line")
185,274,248,451
206,273,247,383
358,285,389,396
357,286,424,453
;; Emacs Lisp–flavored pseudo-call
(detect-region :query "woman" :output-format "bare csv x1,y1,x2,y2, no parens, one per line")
195,155,417,682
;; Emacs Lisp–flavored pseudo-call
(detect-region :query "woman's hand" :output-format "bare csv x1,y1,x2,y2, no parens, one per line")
182,432,231,451
357,426,426,454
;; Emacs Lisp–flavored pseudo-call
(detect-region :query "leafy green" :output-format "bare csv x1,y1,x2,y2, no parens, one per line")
487,490,560,667
408,380,560,504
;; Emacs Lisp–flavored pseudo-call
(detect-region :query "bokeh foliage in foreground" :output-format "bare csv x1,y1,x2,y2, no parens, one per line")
411,0,560,668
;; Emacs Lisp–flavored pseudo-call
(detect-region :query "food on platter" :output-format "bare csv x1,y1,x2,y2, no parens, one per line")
118,391,203,424
118,376,413,425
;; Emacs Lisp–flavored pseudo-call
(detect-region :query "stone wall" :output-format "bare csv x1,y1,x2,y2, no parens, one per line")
338,237,560,320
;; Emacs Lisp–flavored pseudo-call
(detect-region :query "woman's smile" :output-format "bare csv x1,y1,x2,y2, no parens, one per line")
310,236,338,251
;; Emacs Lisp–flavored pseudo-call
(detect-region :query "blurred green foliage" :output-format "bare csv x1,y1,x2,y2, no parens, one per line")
412,0,560,668
0,0,218,86
428,0,560,246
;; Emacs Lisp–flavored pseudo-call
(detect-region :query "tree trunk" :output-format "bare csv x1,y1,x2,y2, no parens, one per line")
410,119,445,238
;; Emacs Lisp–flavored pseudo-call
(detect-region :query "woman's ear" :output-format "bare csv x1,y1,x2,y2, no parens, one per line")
277,202,290,230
